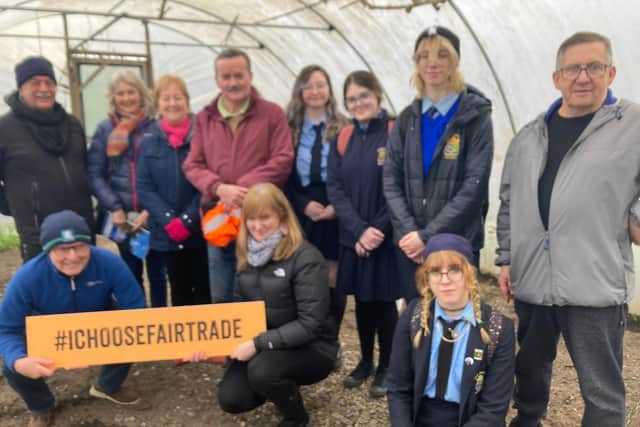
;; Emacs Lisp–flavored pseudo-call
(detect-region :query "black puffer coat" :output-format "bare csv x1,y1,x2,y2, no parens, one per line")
235,240,338,361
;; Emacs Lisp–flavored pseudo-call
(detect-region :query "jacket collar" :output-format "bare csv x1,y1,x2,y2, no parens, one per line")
205,86,261,121
544,88,617,122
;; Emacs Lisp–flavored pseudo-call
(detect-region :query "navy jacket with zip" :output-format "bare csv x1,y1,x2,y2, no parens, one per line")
383,85,494,251
0,247,145,372
387,298,515,427
136,117,204,252
87,116,154,213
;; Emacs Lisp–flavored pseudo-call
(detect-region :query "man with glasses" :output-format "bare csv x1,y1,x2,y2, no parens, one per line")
0,56,95,262
0,210,147,427
496,32,640,427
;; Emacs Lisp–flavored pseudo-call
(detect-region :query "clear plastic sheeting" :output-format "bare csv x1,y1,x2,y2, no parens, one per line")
0,0,638,310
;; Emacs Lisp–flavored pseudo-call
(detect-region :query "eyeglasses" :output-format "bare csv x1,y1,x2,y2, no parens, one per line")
301,81,328,92
51,243,90,257
345,91,373,106
428,266,463,283
558,62,610,80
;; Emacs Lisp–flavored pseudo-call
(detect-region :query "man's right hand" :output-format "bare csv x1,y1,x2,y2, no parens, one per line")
14,356,54,379
216,184,248,208
498,265,513,303
304,201,325,222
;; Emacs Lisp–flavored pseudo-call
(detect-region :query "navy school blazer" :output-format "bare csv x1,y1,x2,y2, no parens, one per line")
387,298,515,427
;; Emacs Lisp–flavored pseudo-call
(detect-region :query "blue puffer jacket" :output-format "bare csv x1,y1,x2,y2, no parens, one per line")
87,116,154,212
0,247,145,372
136,117,204,252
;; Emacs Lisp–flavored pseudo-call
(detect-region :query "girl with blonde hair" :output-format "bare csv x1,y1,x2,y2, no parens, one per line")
217,183,338,427
387,233,515,427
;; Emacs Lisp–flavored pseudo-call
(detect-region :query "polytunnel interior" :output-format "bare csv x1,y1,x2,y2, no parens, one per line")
0,0,639,311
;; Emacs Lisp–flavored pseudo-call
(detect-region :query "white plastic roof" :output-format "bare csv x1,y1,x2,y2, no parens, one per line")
0,0,638,308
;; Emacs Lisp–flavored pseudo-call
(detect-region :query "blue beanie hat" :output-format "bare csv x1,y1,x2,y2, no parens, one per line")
15,56,56,88
40,210,92,252
423,233,473,264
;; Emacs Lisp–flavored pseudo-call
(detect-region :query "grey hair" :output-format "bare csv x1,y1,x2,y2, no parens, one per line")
107,69,153,116
556,31,613,69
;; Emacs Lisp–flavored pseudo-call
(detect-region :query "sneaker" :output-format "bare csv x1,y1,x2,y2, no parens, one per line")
28,411,54,427
343,360,374,388
369,366,388,398
89,384,150,409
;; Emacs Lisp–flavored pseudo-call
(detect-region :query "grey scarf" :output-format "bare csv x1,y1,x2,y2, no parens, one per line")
247,230,284,267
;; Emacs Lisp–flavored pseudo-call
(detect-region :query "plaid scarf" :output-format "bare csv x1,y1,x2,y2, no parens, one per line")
106,112,145,157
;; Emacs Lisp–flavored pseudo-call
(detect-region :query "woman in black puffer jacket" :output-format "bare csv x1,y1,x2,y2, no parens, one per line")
217,182,338,427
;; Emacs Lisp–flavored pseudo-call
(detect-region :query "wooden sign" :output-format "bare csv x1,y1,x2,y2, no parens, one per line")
26,301,266,369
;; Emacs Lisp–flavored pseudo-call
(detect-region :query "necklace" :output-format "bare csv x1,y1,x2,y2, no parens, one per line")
439,320,471,344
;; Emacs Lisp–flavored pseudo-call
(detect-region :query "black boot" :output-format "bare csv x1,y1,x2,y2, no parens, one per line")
343,359,374,388
275,387,309,427
369,365,387,398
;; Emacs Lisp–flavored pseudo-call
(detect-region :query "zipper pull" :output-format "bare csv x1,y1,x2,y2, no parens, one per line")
544,232,550,250
70,277,76,291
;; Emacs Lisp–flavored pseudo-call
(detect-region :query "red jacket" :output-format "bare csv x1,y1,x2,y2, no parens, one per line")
183,87,293,205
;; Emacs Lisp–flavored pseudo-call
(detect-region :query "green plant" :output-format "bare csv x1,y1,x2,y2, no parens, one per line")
0,222,19,250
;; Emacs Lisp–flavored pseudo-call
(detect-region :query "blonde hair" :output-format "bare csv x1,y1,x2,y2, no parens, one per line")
107,69,153,116
236,183,304,271
412,35,465,98
153,74,190,114
412,250,490,349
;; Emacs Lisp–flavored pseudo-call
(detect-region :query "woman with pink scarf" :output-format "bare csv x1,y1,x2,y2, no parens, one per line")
136,75,210,307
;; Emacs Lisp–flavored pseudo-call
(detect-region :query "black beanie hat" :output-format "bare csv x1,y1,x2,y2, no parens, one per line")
414,26,461,56
40,210,92,253
15,56,56,88
423,233,474,265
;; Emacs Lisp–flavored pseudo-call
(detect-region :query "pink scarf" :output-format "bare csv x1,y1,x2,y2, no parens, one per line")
161,116,191,149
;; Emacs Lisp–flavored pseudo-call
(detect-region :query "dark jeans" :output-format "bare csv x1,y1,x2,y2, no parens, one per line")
512,300,627,427
165,247,211,306
2,363,131,414
218,347,333,415
355,300,398,368
207,243,236,303
117,243,166,307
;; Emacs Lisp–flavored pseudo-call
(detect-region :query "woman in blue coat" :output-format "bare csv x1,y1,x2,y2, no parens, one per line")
387,234,514,427
87,70,165,305
136,75,210,307
327,70,403,399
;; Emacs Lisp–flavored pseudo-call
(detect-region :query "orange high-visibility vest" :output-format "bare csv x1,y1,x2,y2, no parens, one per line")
201,203,241,247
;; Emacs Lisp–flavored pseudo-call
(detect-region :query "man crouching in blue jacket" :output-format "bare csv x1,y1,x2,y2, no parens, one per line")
0,210,148,427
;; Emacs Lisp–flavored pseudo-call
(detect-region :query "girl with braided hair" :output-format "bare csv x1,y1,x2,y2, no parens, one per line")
387,233,515,427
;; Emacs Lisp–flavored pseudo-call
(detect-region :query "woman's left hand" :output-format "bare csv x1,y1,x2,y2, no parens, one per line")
231,340,256,361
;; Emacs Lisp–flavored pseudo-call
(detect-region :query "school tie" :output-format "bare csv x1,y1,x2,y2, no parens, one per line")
426,106,439,119
309,123,325,185
435,317,463,400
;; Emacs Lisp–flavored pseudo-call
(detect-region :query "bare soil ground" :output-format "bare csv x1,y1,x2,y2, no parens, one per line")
1,245,639,427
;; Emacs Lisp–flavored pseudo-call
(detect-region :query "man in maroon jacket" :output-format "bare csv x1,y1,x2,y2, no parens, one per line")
183,48,293,303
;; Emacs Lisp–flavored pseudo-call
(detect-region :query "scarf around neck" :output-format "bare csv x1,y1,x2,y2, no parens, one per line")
107,111,145,157
161,116,191,149
247,230,284,267
6,91,70,155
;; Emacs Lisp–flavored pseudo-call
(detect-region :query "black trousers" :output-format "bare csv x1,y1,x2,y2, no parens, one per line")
355,300,397,368
330,287,347,337
218,347,333,416
165,247,211,306
415,398,459,427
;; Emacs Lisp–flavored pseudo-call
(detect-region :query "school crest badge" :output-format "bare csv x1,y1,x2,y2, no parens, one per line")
474,370,485,394
377,147,386,166
443,133,461,160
